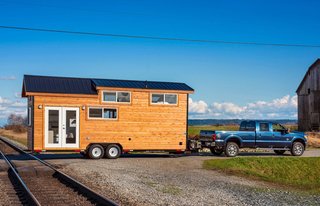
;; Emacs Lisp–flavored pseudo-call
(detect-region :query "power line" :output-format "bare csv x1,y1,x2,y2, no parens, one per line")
0,25,320,48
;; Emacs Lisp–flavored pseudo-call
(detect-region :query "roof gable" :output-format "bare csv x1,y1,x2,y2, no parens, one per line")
296,58,320,93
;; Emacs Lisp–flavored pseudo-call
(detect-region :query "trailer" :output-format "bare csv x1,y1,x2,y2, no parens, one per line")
22,75,194,159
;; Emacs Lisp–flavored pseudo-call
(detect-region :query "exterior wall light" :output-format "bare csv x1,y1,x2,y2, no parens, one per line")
38,105,43,109
82,106,86,110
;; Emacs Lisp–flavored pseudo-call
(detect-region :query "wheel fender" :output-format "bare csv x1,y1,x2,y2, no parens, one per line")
225,135,242,147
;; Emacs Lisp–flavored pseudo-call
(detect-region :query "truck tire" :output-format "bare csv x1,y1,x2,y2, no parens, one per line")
88,144,104,159
225,142,239,157
291,142,305,156
274,150,286,155
105,144,121,159
210,148,223,156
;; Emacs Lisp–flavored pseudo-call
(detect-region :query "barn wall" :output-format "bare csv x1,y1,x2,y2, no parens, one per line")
297,61,320,131
32,88,189,151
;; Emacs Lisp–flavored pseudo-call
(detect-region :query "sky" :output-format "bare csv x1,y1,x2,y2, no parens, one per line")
0,0,320,124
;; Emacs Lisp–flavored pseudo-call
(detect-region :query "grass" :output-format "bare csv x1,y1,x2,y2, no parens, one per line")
0,128,27,146
203,157,320,194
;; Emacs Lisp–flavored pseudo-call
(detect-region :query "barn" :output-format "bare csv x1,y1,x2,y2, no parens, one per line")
22,75,194,158
296,59,320,131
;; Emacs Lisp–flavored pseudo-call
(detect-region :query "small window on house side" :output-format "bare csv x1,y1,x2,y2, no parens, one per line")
151,93,177,105
103,108,117,119
103,91,130,103
89,108,103,118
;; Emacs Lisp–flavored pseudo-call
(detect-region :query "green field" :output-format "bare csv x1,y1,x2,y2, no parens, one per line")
203,157,320,194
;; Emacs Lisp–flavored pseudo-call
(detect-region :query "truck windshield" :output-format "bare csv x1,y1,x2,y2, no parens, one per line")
239,121,256,131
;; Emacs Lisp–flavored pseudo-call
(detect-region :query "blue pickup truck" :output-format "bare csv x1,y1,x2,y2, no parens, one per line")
191,120,307,157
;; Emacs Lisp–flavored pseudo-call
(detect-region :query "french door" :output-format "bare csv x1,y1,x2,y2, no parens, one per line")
45,107,79,148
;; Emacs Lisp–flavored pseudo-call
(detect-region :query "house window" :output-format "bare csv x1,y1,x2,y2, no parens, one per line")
102,91,130,103
151,93,178,105
88,107,118,119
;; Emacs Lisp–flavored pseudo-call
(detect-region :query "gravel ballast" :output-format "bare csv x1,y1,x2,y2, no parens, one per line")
46,151,320,206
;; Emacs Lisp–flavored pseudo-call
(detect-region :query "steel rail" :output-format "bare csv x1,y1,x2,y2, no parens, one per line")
0,137,118,206
0,149,41,206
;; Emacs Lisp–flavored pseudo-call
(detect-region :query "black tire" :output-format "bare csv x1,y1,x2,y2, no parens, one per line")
225,142,239,157
291,142,305,156
105,144,121,159
274,150,286,155
210,147,224,156
88,144,104,159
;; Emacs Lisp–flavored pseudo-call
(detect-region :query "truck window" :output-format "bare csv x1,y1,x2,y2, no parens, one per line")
259,123,269,132
272,123,286,132
239,121,256,131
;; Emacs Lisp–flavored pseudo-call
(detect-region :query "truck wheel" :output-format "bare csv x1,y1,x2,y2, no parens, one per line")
291,142,304,156
225,142,239,157
210,148,223,156
105,144,121,159
88,144,104,159
274,150,286,155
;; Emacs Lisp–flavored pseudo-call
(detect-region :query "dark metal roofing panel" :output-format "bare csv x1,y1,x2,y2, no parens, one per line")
23,75,194,95
23,75,97,95
92,79,194,91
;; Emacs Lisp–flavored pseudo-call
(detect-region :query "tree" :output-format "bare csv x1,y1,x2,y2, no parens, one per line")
7,114,27,126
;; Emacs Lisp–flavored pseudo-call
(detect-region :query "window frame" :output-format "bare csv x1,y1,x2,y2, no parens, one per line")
259,122,270,132
150,93,178,105
87,106,118,120
101,91,131,104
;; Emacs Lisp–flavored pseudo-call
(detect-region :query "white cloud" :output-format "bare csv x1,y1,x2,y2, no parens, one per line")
0,96,27,125
0,76,16,80
189,95,297,119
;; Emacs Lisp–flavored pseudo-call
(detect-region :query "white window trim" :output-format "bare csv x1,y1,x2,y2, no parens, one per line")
101,91,131,104
150,93,178,105
88,107,118,120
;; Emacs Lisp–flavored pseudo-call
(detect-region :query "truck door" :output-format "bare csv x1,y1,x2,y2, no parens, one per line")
256,122,274,148
271,123,290,148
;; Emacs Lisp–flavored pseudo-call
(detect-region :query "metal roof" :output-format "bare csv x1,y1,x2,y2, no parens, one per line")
23,75,97,95
23,75,194,96
92,79,194,91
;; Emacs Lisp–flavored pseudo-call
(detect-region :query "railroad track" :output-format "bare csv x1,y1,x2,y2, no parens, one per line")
0,137,118,206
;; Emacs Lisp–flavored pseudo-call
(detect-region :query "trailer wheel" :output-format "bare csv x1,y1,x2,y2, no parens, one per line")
88,144,104,159
105,144,121,159
225,142,239,157
210,148,223,156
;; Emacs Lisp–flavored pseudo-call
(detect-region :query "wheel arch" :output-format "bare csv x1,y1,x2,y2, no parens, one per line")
292,138,306,148
225,136,242,147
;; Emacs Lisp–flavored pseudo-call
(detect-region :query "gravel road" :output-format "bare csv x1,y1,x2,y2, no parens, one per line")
45,150,320,206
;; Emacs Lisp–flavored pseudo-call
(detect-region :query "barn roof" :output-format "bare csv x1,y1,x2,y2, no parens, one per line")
22,75,194,96
296,58,320,93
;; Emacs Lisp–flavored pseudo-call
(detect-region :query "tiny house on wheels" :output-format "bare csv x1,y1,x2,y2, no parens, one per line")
22,75,194,159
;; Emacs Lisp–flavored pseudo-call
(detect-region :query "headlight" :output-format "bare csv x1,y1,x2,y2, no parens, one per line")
304,135,308,140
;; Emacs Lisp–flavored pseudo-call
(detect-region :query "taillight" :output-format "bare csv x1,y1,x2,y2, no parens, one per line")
212,134,216,141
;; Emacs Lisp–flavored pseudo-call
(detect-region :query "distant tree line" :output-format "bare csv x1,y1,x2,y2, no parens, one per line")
4,114,27,133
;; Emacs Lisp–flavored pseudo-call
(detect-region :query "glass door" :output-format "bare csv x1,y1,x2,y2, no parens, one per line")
45,107,62,148
62,107,79,148
45,107,79,148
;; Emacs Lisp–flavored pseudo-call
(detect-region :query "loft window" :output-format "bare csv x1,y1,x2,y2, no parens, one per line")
308,88,311,94
102,91,131,103
151,93,178,105
88,107,118,120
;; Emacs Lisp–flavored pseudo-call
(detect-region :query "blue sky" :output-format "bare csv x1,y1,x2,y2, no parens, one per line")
0,0,320,124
